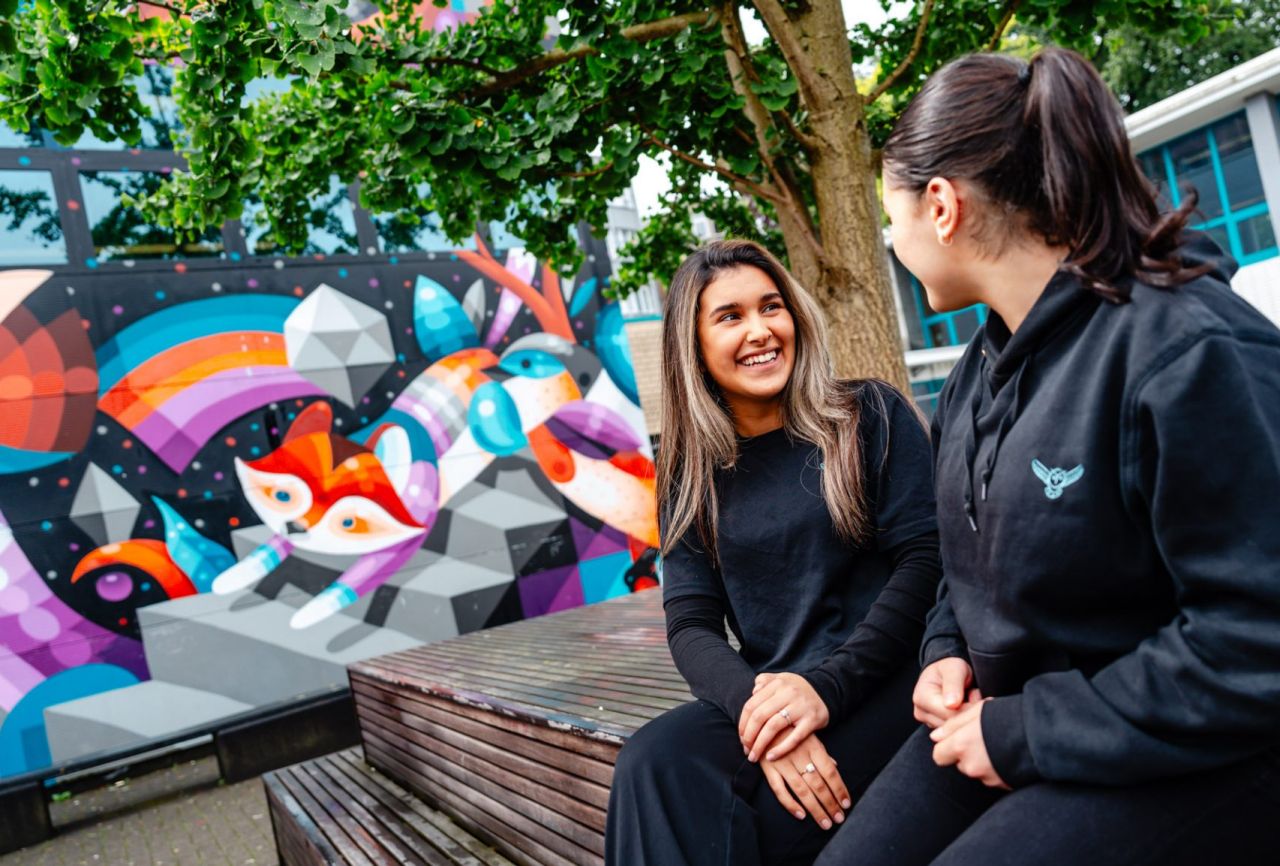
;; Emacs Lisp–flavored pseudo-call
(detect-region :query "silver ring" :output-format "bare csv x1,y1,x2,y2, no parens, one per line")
803,762,816,775
779,708,792,723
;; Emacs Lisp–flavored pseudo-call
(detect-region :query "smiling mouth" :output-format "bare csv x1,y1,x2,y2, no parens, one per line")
738,349,779,368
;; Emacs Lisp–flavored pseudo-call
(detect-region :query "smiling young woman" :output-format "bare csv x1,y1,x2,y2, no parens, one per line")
603,240,943,866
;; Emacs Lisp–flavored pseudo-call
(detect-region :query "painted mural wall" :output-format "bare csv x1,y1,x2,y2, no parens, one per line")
0,239,659,780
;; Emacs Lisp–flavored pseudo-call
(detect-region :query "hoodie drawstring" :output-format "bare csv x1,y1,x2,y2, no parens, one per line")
961,357,1031,532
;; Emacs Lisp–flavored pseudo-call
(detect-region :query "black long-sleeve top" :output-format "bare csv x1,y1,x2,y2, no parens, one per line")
662,381,943,725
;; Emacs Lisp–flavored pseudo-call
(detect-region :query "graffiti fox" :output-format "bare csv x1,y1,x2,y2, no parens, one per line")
211,400,436,628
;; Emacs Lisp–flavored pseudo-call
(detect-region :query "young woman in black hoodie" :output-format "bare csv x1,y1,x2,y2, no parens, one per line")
817,47,1280,866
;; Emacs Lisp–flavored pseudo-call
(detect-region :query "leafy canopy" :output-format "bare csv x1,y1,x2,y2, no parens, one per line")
0,0,1239,291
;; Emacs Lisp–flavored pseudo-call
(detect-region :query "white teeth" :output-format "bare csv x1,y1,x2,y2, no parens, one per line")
742,350,777,367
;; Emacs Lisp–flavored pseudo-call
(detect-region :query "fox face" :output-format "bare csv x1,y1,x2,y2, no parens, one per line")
235,401,426,556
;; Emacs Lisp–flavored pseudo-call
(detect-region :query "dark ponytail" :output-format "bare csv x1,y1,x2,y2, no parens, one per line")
882,46,1206,301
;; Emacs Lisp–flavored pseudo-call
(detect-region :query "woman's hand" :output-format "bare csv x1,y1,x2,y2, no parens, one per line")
912,657,975,728
929,700,1009,789
739,672,830,762
760,733,851,831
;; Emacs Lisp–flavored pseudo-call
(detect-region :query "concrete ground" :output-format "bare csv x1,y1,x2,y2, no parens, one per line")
5,755,277,866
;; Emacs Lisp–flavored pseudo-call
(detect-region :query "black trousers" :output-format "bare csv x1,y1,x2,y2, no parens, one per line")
604,666,918,866
815,726,1280,866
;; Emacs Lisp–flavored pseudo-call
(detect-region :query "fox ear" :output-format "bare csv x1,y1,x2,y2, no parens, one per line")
285,401,333,442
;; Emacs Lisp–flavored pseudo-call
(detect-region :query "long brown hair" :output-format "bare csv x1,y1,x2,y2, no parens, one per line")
882,46,1206,301
657,239,879,562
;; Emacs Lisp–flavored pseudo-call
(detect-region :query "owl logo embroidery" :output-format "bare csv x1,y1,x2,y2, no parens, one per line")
1031,459,1084,500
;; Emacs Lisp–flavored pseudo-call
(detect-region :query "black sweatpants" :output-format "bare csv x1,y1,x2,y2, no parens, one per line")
604,666,918,866
815,726,1280,866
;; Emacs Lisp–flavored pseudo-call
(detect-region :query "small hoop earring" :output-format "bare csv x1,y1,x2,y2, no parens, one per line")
938,233,953,247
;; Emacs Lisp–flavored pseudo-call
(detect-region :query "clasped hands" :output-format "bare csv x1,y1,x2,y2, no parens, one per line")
738,672,849,830
913,657,1008,789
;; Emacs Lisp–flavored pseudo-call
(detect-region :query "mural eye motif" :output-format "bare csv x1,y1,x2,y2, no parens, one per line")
498,348,565,379
233,461,313,532
297,496,425,556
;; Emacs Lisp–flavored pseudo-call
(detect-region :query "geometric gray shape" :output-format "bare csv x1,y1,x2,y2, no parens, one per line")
43,681,253,764
69,464,140,546
285,283,395,407
375,550,516,640
138,587,424,705
452,487,565,528
463,278,485,332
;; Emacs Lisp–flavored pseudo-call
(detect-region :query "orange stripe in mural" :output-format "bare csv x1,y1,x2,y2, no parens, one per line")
101,333,286,422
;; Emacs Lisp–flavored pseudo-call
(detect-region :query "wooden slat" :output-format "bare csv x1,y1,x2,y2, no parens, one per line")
264,749,519,866
363,724,604,857
350,678,622,767
364,739,593,866
351,679,617,786
353,687,613,807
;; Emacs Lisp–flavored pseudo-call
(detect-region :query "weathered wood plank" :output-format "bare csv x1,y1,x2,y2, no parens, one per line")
355,692,613,809
363,725,604,856
350,678,622,767
264,749,520,866
364,739,593,866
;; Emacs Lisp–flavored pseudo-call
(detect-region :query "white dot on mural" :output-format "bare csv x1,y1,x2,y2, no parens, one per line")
273,259,285,270
366,246,377,255
477,400,496,418
212,282,223,292
0,585,30,614
192,461,202,471
20,607,60,641
66,286,75,296
384,301,393,309
45,570,56,579
28,478,38,487
97,425,108,435
334,418,343,427
194,519,205,529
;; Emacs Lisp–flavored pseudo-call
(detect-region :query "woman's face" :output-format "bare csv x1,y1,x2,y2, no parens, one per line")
882,174,975,313
696,265,796,415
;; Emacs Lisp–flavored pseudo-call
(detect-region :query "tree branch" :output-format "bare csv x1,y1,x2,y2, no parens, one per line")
985,0,1021,51
637,122,785,206
864,0,936,104
459,10,713,101
138,0,183,17
556,161,614,179
719,3,822,257
750,0,825,109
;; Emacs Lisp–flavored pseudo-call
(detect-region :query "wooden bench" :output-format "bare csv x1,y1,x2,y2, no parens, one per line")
347,589,689,866
265,747,518,866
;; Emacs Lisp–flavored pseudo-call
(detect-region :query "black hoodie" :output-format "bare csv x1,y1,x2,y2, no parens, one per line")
921,235,1280,788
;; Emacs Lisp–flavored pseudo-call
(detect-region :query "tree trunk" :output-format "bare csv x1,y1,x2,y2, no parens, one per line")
764,2,910,392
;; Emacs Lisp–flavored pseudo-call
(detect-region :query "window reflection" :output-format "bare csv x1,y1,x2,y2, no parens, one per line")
80,170,223,261
372,185,474,253
241,176,358,256
0,170,67,266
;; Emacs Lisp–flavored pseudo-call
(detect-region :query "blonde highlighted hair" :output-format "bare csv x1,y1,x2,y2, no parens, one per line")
657,239,881,561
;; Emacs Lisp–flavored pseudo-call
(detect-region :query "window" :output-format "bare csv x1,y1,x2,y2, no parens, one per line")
907,271,987,350
371,184,474,253
80,170,224,261
0,170,67,266
241,176,358,257
1138,112,1277,266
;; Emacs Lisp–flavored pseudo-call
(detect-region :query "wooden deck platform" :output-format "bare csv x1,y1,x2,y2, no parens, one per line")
264,748,517,866
347,589,688,866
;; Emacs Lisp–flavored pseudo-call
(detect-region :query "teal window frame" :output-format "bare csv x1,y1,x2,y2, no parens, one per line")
909,273,988,349
1143,113,1278,267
